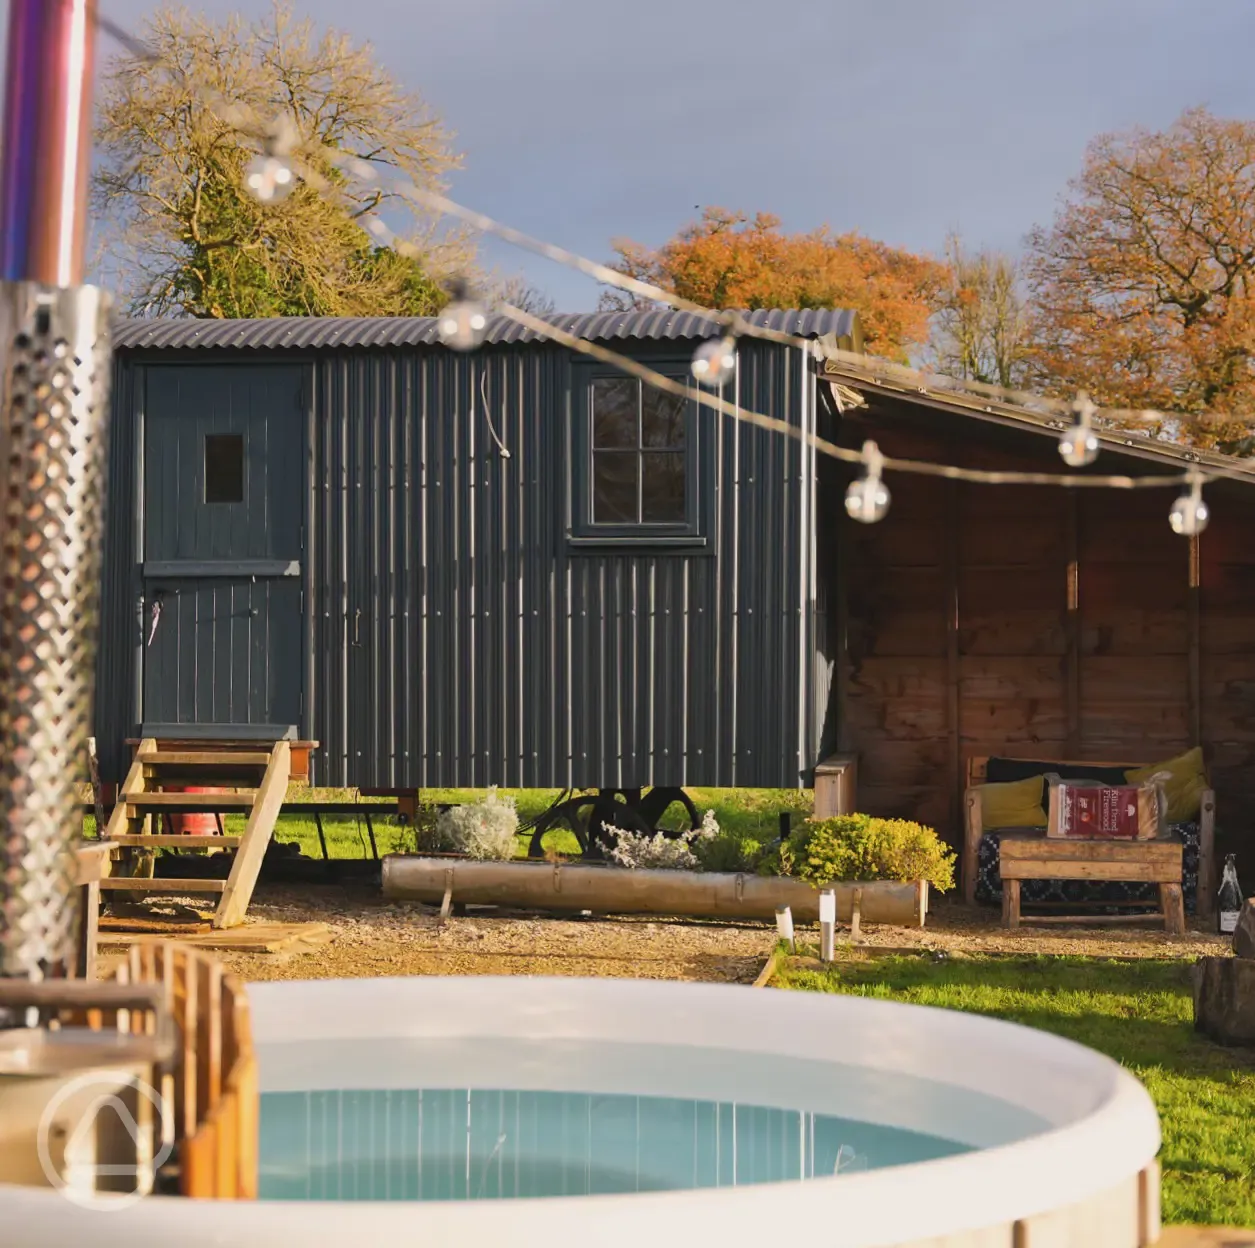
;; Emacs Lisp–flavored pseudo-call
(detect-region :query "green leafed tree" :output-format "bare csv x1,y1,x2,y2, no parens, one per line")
92,2,469,318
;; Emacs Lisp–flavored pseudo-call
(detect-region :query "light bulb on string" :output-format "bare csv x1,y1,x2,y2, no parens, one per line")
244,154,295,204
691,335,737,386
1169,471,1209,536
438,279,489,351
1058,391,1100,467
244,112,299,205
845,440,890,524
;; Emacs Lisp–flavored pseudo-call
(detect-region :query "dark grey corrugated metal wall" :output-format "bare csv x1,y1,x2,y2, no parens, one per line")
100,339,832,789
96,358,139,783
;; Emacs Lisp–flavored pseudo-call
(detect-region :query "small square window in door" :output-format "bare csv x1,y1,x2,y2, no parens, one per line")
204,434,244,504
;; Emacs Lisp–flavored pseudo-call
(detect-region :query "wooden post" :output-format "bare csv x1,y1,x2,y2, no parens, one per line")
1160,883,1185,936
850,887,863,941
1002,879,1022,929
813,753,858,818
945,477,962,846
1064,493,1081,757
834,491,851,755
1188,534,1202,748
439,869,455,925
1198,791,1217,920
87,736,105,835
76,879,99,978
963,788,983,906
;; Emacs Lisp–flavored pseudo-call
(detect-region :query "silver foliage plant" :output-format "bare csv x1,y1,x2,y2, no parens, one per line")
607,810,720,870
435,787,520,860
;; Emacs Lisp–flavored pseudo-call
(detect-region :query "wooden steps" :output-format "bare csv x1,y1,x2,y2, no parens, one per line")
138,751,273,767
99,919,334,956
109,834,242,848
101,878,227,894
102,738,291,929
123,793,258,809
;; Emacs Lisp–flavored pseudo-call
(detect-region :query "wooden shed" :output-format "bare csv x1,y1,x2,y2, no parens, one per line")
95,308,1255,878
817,351,1255,867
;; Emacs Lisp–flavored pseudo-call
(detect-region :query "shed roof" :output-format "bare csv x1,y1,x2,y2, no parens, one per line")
113,307,859,352
820,353,1255,483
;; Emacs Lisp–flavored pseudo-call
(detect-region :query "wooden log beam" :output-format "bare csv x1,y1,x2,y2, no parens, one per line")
383,858,929,926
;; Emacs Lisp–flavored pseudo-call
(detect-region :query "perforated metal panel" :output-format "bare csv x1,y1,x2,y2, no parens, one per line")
0,282,112,980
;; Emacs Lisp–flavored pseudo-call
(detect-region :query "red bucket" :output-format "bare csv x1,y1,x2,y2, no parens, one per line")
168,786,224,836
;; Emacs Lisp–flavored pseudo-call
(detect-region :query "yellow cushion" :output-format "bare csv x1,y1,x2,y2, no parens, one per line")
1125,748,1209,824
977,776,1047,831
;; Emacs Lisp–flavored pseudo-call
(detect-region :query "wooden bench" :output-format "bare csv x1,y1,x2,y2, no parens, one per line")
964,755,1216,917
999,836,1185,934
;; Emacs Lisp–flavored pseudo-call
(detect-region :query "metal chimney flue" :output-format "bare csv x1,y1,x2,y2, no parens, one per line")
0,2,111,989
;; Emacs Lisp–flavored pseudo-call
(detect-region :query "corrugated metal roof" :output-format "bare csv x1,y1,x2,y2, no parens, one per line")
112,307,858,352
821,358,1255,481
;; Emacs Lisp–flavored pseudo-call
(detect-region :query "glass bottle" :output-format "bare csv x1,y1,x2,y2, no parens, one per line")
1218,853,1243,936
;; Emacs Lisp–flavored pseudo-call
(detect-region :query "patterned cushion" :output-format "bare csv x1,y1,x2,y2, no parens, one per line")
975,824,1200,915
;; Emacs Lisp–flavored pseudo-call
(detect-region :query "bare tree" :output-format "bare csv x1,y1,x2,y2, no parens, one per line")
93,2,471,317
494,274,557,316
929,233,1030,387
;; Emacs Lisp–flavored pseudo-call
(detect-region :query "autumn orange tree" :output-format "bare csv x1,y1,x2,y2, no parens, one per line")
604,208,946,361
1026,107,1255,453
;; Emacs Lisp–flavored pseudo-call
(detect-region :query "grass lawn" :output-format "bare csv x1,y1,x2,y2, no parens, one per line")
775,952,1255,1229
150,785,816,861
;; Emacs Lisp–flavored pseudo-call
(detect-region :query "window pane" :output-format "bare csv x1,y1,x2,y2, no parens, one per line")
593,451,639,523
592,378,638,448
642,388,686,449
205,434,244,504
640,452,686,523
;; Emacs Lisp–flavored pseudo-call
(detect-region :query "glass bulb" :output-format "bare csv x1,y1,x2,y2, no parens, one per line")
244,153,295,204
438,299,489,351
691,336,737,386
1169,482,1209,536
845,475,891,524
1058,423,1099,467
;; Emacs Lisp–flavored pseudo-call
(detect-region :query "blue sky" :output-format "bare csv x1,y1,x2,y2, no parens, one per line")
83,0,1255,308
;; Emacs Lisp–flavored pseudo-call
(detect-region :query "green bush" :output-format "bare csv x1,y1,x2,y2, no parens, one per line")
758,814,955,892
690,828,764,874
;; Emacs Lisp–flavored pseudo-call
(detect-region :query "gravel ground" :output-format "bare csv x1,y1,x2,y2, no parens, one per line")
98,882,1236,984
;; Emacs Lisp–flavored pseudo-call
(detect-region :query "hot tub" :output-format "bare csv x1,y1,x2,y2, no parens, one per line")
0,976,1162,1247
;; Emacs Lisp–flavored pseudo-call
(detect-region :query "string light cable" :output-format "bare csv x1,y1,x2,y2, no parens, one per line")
497,301,1199,487
95,10,1247,444
94,11,1242,532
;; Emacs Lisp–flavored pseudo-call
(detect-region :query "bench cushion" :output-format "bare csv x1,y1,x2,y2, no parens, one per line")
1125,746,1209,823
985,756,1129,785
977,775,1048,831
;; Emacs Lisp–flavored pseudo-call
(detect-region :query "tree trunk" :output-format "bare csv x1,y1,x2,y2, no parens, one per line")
1192,955,1255,1046
1234,898,1255,959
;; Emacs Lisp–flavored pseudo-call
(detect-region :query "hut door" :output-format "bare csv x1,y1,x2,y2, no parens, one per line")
139,364,306,739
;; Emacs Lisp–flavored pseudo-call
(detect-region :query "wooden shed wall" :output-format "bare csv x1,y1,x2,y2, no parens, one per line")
832,399,1255,854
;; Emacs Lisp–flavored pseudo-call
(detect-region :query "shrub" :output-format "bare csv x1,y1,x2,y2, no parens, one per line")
435,788,519,860
408,801,455,853
690,828,764,874
608,828,700,870
607,808,723,871
758,813,955,892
